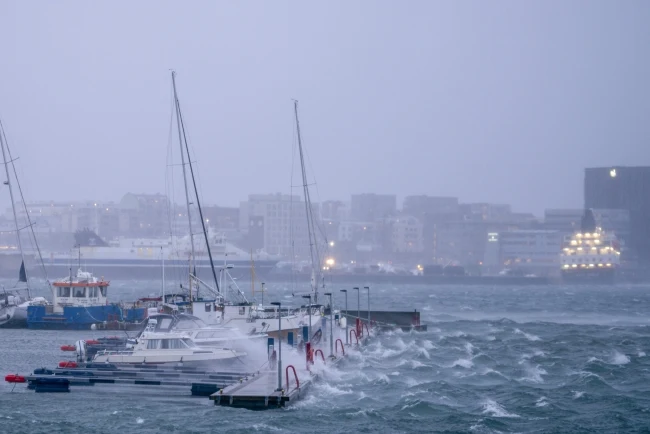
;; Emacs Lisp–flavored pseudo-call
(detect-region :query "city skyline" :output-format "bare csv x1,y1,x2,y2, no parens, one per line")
1,1,649,217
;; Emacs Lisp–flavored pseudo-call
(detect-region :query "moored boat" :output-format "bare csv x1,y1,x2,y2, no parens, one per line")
27,268,147,330
90,319,244,366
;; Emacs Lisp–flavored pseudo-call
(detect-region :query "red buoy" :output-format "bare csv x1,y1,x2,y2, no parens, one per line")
4,374,26,383
58,361,78,368
85,340,100,345
60,345,76,351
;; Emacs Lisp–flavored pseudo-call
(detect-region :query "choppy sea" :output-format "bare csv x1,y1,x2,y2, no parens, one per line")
1,281,650,433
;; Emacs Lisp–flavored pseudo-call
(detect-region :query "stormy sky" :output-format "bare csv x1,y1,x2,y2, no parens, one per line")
0,1,648,217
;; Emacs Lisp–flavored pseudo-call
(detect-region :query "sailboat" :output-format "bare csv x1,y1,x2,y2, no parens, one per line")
168,72,303,339
0,118,49,328
291,101,329,327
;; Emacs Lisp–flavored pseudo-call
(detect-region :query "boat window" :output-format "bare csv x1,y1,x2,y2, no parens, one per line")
89,287,97,298
205,303,212,312
161,339,185,349
176,320,201,330
181,338,198,348
99,286,107,297
73,287,86,297
146,339,161,349
158,318,173,330
57,287,71,297
196,331,216,339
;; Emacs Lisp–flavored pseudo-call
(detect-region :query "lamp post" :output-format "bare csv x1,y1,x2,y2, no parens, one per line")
270,301,282,391
353,286,360,337
340,289,348,344
301,294,312,344
364,286,370,329
324,292,333,357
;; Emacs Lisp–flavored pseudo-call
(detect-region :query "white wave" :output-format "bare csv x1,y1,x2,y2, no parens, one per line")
639,351,646,357
111,411,119,415
572,390,585,399
421,340,436,350
535,397,549,408
410,360,426,369
389,371,400,376
252,424,284,432
481,399,520,418
136,418,144,424
375,373,391,385
514,328,541,341
520,364,547,384
316,382,354,396
451,358,474,369
481,368,509,379
611,351,630,365
485,335,496,341
417,348,431,359
465,342,475,355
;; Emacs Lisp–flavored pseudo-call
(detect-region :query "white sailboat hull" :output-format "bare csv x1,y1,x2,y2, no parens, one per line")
0,304,27,328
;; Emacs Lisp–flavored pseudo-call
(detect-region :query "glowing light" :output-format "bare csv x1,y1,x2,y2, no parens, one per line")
325,258,335,267
598,263,604,267
610,168,617,178
563,264,569,269
329,241,335,247
589,264,595,267
571,264,578,268
570,240,577,246
606,263,612,267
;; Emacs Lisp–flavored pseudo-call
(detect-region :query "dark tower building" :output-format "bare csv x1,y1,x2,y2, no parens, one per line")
584,166,650,264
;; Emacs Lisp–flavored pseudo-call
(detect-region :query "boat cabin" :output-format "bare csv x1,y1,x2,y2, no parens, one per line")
51,268,109,313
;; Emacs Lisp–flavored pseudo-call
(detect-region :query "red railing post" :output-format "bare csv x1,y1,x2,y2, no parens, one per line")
285,365,299,391
363,322,370,337
305,342,313,367
356,318,361,337
335,338,345,355
314,348,325,362
349,329,359,345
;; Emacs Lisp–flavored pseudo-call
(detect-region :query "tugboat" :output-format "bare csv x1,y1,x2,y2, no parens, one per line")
560,209,621,284
27,268,147,330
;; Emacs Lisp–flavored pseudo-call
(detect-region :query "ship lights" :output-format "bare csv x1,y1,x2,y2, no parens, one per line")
598,263,604,267
571,264,578,268
563,264,569,269
570,240,577,246
589,264,595,267
606,263,611,267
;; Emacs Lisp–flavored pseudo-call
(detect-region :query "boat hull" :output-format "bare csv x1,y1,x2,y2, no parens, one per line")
0,305,27,328
92,349,244,365
561,268,616,284
27,305,147,330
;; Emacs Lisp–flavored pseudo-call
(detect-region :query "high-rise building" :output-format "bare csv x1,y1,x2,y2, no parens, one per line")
350,194,396,222
584,166,650,263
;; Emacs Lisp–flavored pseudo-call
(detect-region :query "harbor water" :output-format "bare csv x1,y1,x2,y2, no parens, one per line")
1,281,650,433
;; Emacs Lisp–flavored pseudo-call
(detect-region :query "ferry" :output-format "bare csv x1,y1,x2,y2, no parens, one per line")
560,209,621,284
27,268,147,330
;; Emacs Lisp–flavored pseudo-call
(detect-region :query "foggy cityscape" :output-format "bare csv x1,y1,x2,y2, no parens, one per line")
1,1,649,432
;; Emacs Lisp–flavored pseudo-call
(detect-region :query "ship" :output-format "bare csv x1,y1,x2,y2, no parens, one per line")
560,209,621,284
35,229,280,280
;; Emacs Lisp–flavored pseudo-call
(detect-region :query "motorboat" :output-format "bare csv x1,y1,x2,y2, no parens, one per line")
89,319,245,365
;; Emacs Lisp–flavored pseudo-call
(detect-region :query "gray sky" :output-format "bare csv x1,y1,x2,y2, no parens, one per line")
1,1,648,217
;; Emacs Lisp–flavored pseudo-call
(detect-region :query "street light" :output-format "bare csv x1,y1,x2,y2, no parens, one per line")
270,301,282,392
324,292,333,357
340,289,348,344
353,286,360,336
364,286,370,328
302,294,312,344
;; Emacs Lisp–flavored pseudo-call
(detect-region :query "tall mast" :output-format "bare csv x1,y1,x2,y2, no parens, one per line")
170,71,220,296
0,121,29,297
171,72,197,271
293,100,321,303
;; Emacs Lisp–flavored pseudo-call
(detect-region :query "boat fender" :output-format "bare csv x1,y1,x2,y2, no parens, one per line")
4,374,26,383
